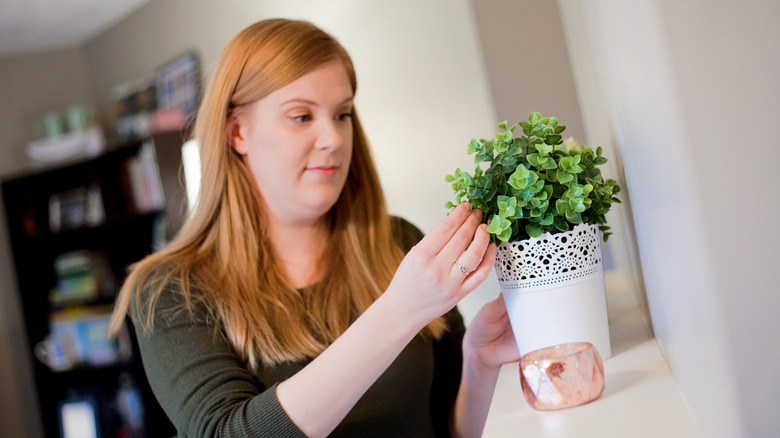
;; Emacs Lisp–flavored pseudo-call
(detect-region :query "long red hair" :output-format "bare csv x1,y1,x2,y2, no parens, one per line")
110,19,446,370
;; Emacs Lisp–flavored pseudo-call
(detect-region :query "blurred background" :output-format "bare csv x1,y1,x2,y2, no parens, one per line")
0,0,777,437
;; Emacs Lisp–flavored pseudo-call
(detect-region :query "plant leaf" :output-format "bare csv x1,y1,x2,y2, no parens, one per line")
497,226,512,242
526,223,544,238
545,134,562,145
497,195,517,219
467,139,480,154
526,153,542,168
553,216,569,232
445,112,619,243
555,199,571,216
535,143,553,156
557,169,574,184
541,158,558,170
539,213,554,226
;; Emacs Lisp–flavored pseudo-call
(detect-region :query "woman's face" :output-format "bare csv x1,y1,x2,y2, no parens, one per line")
229,61,354,227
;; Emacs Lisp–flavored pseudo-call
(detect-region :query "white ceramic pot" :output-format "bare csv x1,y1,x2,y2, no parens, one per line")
495,223,612,359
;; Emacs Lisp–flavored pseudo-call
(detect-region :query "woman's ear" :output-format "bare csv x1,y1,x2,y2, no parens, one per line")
226,115,247,155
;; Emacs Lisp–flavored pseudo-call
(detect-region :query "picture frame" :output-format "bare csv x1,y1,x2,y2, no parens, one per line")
112,75,157,141
155,51,201,129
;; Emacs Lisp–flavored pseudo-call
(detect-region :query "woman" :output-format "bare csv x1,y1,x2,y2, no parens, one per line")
110,18,519,438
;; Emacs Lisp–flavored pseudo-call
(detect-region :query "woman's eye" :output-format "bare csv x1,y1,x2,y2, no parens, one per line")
290,114,311,122
336,112,353,122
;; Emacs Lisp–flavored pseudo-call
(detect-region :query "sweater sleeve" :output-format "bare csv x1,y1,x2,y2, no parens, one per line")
130,288,307,438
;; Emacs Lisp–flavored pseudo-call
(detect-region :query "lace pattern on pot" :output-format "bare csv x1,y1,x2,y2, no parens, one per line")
495,223,603,292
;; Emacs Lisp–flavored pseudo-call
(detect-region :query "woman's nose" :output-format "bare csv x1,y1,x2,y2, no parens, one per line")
314,119,346,151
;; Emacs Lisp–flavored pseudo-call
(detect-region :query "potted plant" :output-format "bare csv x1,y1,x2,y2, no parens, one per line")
445,112,621,360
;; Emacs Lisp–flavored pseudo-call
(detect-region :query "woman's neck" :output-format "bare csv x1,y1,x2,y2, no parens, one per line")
267,216,329,289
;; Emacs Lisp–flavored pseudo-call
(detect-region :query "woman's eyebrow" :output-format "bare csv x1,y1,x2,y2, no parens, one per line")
281,97,354,107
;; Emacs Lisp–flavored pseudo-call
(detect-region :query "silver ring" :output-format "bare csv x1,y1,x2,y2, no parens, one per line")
455,261,471,275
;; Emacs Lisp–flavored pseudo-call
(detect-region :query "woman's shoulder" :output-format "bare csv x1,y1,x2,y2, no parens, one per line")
129,264,213,330
390,216,424,252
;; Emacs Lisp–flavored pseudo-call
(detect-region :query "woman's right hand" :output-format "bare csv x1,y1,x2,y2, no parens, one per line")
383,203,497,330
278,203,495,437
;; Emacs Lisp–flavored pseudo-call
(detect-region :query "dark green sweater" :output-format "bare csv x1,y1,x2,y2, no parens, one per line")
131,218,464,437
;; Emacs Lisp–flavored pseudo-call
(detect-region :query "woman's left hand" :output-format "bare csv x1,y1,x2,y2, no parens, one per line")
463,294,520,371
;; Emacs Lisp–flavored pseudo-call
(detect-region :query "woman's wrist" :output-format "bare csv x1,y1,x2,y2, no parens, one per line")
452,342,503,438
375,285,437,337
462,341,501,379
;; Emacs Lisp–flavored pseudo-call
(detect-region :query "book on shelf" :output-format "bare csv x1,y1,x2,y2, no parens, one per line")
121,141,166,214
49,250,116,306
48,305,132,369
47,184,105,233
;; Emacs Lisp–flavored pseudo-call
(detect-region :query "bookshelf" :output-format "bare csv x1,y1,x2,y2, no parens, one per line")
1,132,186,438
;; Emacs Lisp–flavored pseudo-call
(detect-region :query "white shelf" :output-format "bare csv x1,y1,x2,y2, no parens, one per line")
483,284,702,437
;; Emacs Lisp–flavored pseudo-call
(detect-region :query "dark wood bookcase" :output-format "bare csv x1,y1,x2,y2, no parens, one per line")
2,132,187,438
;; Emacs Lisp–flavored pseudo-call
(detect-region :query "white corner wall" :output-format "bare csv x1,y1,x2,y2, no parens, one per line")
559,0,780,437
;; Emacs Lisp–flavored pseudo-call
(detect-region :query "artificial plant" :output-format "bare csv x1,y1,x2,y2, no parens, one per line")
445,112,621,244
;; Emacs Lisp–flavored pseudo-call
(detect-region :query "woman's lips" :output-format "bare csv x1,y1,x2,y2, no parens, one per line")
306,165,339,178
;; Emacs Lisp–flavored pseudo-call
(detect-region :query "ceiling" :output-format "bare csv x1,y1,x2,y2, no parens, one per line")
0,0,151,58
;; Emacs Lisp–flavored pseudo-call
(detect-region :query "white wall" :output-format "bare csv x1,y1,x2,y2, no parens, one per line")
471,0,586,141
559,0,780,437
0,48,95,175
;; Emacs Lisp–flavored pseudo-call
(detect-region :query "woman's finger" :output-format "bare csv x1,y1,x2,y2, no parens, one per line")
436,208,482,267
450,223,489,279
414,203,471,256
461,242,497,292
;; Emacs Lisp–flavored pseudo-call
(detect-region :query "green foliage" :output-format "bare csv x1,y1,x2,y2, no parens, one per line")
445,112,621,244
